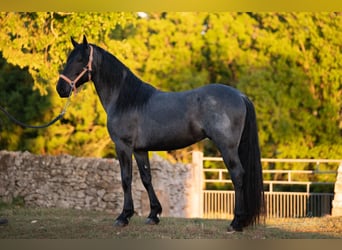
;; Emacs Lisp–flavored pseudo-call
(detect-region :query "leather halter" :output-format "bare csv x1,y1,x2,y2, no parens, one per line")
59,45,94,93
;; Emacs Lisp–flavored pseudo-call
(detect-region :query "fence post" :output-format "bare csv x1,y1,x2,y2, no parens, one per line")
332,163,342,216
190,150,204,218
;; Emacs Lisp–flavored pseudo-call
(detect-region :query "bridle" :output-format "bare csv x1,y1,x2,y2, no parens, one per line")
59,45,94,93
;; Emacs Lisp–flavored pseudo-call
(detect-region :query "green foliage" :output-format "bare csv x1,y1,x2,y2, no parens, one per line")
0,12,341,165
236,13,342,158
0,12,135,157
0,52,51,152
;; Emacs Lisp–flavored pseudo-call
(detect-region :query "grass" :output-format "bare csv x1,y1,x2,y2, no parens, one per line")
0,207,341,239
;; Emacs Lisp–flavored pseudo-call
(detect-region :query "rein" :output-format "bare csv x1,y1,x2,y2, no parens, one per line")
0,88,73,129
0,45,94,129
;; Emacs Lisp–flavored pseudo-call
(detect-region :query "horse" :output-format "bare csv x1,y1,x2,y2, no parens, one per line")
56,35,264,232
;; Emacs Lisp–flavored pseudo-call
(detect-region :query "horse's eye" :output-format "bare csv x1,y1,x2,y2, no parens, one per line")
76,55,83,63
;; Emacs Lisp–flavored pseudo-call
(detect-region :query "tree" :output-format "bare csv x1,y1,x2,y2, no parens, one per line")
0,12,135,157
236,13,342,159
0,52,50,151
0,12,341,162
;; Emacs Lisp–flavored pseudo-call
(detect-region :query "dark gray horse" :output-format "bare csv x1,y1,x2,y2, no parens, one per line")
57,36,264,232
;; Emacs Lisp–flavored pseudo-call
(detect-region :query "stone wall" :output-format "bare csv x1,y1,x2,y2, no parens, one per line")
0,150,195,218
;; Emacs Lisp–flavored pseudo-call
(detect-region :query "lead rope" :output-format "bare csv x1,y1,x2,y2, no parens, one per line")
0,86,74,129
1,45,93,129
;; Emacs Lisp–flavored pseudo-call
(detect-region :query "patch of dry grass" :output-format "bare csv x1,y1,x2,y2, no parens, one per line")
0,208,341,239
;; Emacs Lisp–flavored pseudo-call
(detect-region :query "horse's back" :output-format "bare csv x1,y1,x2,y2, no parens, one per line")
196,83,245,102
145,83,245,123
193,83,246,117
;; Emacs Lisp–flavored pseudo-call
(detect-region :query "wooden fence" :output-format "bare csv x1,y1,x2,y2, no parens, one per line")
191,151,341,219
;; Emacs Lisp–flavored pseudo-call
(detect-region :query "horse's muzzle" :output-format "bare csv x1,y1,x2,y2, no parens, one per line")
56,79,72,98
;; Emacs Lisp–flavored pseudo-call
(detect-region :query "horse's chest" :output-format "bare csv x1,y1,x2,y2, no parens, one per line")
107,114,139,141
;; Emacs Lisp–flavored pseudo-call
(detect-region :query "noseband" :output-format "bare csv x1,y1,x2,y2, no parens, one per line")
59,45,94,93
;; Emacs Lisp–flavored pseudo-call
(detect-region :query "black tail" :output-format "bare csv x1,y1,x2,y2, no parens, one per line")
238,95,265,226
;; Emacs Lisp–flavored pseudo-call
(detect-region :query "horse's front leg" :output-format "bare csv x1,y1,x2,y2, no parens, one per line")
114,143,135,227
134,150,162,225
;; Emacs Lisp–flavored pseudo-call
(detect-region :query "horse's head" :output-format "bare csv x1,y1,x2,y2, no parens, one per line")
56,35,93,98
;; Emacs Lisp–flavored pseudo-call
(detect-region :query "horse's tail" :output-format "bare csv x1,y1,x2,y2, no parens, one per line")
239,95,265,226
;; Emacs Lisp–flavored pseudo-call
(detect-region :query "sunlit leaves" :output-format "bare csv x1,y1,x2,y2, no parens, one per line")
0,12,341,159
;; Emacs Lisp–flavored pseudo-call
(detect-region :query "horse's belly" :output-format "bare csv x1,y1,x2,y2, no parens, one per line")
136,122,205,151
142,136,204,151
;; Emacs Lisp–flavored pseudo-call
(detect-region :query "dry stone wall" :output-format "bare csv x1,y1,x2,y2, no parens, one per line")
0,150,194,218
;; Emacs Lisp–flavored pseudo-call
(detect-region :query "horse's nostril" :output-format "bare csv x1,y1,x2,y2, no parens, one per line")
56,82,71,98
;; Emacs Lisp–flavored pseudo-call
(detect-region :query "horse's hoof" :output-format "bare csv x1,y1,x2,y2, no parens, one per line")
114,219,128,227
145,217,159,225
227,225,243,233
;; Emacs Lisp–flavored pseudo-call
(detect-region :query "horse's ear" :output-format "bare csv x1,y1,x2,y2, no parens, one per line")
83,35,88,46
71,37,78,48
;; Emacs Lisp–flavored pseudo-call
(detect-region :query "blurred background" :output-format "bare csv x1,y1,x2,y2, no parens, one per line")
0,12,341,162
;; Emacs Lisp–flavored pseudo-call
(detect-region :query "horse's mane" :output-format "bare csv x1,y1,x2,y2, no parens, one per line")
94,44,156,113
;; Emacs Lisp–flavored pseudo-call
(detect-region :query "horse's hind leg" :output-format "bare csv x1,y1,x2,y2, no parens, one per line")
134,150,162,225
216,143,247,232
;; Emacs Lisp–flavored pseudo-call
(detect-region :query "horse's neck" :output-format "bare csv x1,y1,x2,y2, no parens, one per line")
89,48,123,112
92,47,157,113
92,80,115,113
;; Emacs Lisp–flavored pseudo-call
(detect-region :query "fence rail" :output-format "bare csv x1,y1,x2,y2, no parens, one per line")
203,156,342,164
192,151,341,219
203,191,334,219
203,168,336,193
